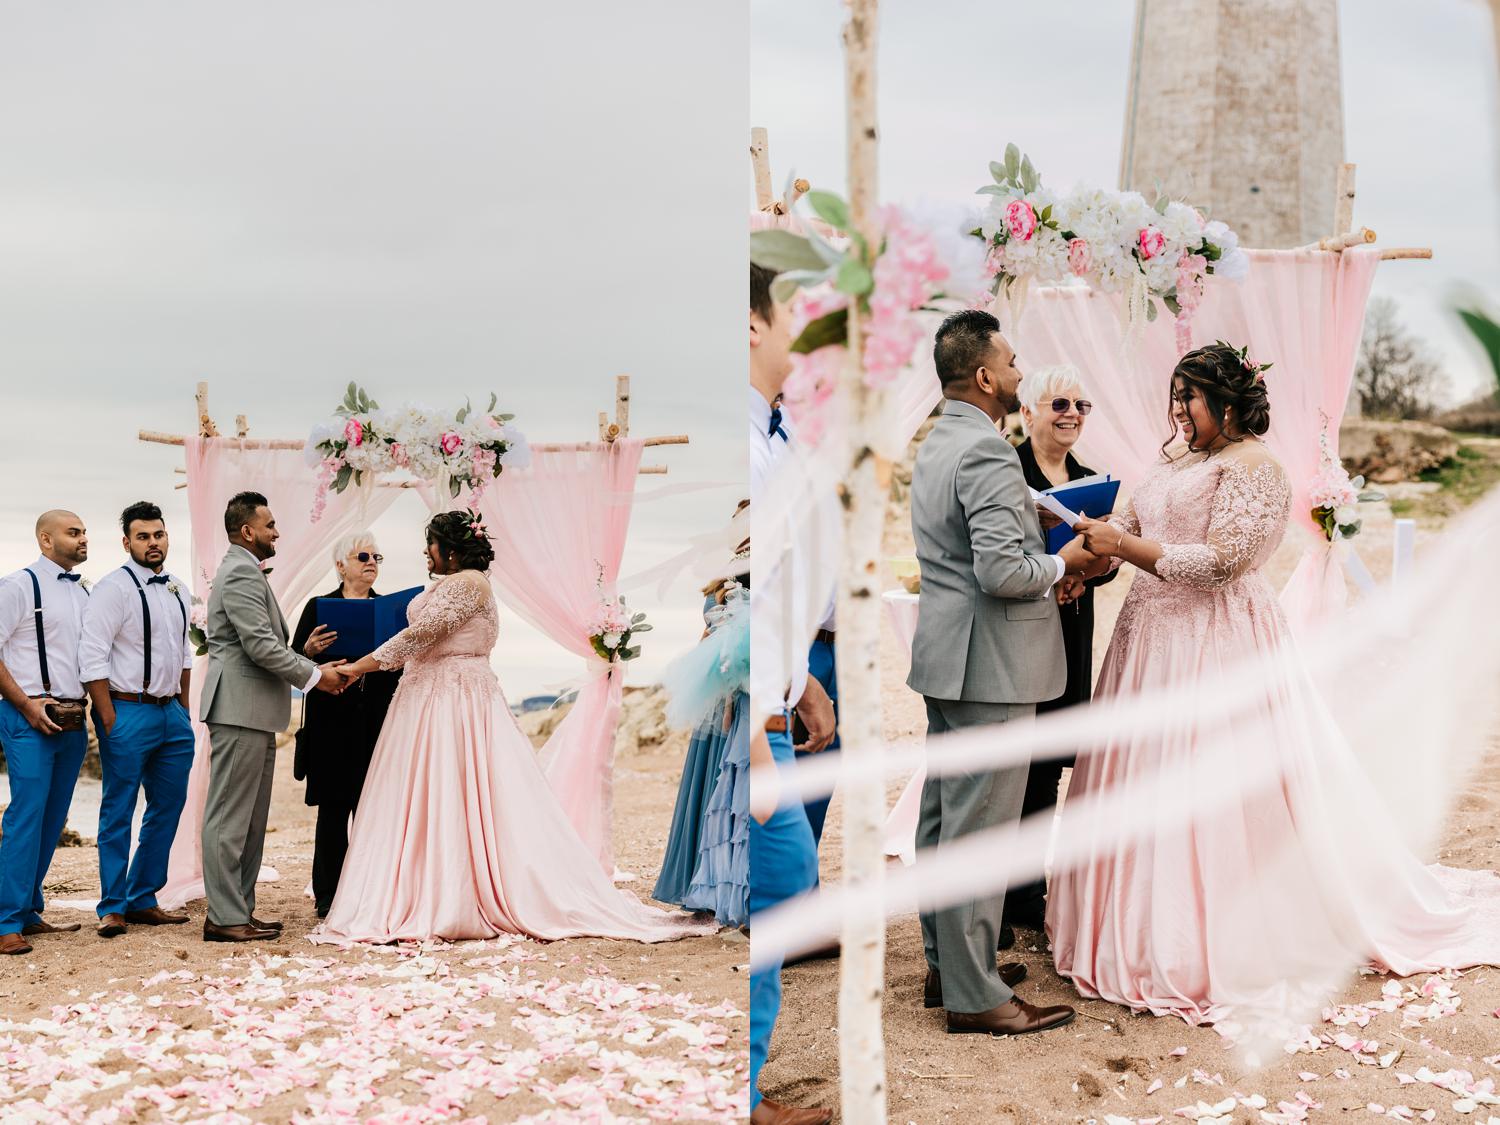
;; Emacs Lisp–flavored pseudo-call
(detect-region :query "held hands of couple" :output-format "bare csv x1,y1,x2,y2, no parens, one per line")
1073,516,1126,560
315,660,363,694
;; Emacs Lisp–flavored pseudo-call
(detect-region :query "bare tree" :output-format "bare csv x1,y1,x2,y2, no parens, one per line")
1355,297,1448,420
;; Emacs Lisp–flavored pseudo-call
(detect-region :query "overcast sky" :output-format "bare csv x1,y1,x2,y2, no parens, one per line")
751,0,1499,403
0,2,747,696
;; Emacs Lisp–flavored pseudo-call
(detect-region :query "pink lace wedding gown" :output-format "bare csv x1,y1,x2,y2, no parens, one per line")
315,570,711,944
1046,442,1500,1025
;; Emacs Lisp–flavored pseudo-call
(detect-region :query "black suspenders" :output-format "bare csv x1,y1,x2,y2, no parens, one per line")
21,567,88,697
120,567,187,693
23,569,50,696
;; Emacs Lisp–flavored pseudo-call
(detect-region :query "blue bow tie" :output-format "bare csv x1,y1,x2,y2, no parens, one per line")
148,575,170,585
58,572,81,582
767,404,788,441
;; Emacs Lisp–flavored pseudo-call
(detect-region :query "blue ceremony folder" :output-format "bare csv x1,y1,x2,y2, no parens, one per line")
316,586,423,661
1037,475,1122,554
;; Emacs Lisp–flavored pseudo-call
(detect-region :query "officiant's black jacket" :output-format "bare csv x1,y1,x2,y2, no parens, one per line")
1014,438,1117,718
292,587,402,808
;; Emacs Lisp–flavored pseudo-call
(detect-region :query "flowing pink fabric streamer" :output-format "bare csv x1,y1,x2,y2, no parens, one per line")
161,438,401,909
471,440,645,875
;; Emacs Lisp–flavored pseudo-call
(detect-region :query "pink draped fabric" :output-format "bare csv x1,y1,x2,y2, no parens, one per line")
470,440,645,875
897,248,1382,627
160,438,400,909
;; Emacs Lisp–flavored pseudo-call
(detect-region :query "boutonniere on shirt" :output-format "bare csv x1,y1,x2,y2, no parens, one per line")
166,581,181,596
80,577,92,592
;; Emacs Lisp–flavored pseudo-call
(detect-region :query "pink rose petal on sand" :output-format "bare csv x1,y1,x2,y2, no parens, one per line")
1169,1046,1188,1057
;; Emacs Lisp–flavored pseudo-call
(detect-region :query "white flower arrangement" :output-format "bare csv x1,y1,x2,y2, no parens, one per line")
973,144,1252,350
305,384,530,521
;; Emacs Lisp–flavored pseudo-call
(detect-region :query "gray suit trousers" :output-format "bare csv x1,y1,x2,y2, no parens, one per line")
202,722,278,926
916,697,1033,1013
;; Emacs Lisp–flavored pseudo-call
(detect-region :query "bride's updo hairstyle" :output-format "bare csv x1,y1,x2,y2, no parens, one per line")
1164,341,1271,456
425,510,495,572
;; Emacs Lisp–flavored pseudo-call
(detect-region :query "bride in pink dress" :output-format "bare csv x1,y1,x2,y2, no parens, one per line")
313,511,711,945
1047,342,1500,1026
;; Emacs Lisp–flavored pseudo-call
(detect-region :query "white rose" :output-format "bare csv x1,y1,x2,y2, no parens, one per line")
602,631,622,649
1335,505,1359,525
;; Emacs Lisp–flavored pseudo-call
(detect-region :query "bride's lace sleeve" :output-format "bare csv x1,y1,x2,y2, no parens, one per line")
1107,497,1140,538
371,571,490,670
1156,455,1291,589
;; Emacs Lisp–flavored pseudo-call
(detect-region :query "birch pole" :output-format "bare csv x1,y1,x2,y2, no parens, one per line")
836,0,888,1121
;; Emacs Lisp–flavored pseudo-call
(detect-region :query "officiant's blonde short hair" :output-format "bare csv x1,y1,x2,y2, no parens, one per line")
333,531,379,565
1018,364,1087,433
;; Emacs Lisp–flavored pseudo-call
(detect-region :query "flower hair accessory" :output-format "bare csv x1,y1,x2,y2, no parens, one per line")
1214,339,1273,382
459,509,491,542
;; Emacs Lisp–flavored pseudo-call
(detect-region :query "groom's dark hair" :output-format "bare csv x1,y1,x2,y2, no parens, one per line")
224,491,269,539
934,309,1002,388
750,263,779,323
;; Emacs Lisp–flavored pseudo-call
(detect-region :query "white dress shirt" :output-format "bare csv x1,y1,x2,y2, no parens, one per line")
79,559,194,696
0,555,91,699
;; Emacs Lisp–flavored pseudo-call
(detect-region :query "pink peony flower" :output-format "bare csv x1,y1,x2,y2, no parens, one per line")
343,418,363,446
1005,199,1037,242
440,430,463,456
1067,238,1092,277
390,441,409,467
1138,226,1166,260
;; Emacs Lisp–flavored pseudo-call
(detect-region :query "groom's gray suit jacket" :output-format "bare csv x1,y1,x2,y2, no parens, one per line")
906,398,1066,705
200,546,316,732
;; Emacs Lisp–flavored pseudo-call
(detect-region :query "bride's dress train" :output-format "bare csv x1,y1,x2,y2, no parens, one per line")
316,570,712,945
1046,443,1500,1025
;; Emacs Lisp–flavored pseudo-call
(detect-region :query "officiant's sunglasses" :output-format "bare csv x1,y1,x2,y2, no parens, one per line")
354,552,383,563
1047,397,1093,415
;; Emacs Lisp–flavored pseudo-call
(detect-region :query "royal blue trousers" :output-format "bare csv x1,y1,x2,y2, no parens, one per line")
94,699,194,918
0,700,87,934
801,637,840,849
749,724,819,1110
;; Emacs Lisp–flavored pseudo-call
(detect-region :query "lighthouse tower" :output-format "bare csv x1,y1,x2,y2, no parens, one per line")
1118,0,1346,249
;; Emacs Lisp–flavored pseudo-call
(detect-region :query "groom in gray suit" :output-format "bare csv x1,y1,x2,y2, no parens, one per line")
908,309,1094,1036
200,491,349,942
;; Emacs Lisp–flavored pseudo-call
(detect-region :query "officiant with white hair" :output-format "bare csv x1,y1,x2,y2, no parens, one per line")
291,532,402,917
1007,363,1117,935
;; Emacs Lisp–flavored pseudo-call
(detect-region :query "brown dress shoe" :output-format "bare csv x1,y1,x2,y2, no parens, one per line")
946,994,1076,1036
21,919,82,935
249,916,283,932
750,1096,833,1125
0,932,33,955
124,907,190,925
97,914,128,938
924,961,1027,1009
203,921,278,943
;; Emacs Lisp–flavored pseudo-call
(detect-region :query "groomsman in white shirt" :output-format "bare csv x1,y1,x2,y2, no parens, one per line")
79,501,195,938
0,510,92,955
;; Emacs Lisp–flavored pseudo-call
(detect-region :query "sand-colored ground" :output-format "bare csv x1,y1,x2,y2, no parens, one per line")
761,483,1500,1123
0,690,749,1122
